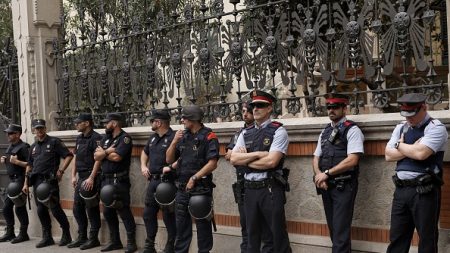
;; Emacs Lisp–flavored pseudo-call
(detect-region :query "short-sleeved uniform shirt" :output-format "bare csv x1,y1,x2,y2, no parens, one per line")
28,135,73,175
74,130,103,172
386,114,448,179
313,117,365,157
100,130,133,174
5,140,29,176
143,128,175,174
232,119,289,181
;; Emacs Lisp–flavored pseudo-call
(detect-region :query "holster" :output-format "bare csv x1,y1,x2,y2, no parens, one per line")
232,179,245,204
270,168,290,192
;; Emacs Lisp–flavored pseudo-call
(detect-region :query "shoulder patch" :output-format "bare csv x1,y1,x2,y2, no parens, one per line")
124,136,131,144
207,132,217,140
271,121,283,127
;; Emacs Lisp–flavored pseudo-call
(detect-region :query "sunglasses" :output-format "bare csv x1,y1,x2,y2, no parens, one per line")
326,104,344,110
252,103,270,109
7,132,18,135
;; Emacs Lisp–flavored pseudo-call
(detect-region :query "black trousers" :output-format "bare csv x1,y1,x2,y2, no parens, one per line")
3,177,28,229
101,178,136,235
174,190,213,253
32,177,70,231
73,174,101,234
321,178,358,253
143,179,176,241
244,183,291,253
387,186,441,253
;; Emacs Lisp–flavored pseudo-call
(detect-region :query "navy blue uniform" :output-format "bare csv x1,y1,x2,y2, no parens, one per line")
314,118,364,253
143,128,176,243
73,130,102,238
3,140,29,231
28,135,73,232
173,126,219,253
100,130,136,238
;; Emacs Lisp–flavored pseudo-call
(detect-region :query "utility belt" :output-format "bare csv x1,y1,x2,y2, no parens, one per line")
392,173,442,194
149,173,161,181
28,173,55,185
244,178,274,189
244,168,290,191
102,170,128,180
176,177,215,192
232,176,245,204
8,173,25,181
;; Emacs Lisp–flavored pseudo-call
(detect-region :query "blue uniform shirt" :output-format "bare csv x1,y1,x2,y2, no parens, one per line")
100,130,133,174
387,113,448,179
233,119,289,181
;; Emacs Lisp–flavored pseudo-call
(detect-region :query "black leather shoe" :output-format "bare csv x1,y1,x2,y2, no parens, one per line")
80,238,100,250
0,226,15,242
36,237,55,248
100,242,123,252
10,231,29,244
67,236,87,248
59,230,72,246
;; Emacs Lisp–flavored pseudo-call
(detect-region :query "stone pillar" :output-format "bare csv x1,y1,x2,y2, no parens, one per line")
11,0,61,141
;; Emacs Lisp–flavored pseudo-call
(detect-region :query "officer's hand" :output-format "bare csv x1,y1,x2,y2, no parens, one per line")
224,150,232,161
83,177,94,191
105,146,116,156
141,166,150,178
71,176,78,188
22,184,28,195
314,172,328,186
173,130,184,143
162,166,171,174
318,181,328,190
94,147,106,161
56,169,65,181
0,156,6,164
186,178,195,191
9,155,18,165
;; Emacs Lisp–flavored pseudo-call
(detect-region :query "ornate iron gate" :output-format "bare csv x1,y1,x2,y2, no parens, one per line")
53,0,448,129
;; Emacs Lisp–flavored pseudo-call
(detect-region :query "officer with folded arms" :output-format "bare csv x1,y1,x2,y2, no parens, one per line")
94,113,137,253
0,124,29,243
22,119,73,248
313,93,364,253
68,113,103,250
385,93,448,253
165,105,219,253
140,109,176,253
231,90,291,253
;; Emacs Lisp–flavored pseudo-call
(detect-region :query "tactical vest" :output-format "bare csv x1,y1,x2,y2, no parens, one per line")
5,141,29,176
396,118,445,174
76,130,102,172
148,129,174,174
243,121,284,174
318,120,359,172
229,123,255,175
177,127,212,182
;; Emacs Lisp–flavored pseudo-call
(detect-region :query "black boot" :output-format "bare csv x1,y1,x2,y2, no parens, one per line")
67,231,87,248
0,226,15,242
161,237,175,253
124,232,137,253
59,229,72,246
10,227,29,244
100,231,123,252
36,229,55,248
141,238,156,253
80,230,100,250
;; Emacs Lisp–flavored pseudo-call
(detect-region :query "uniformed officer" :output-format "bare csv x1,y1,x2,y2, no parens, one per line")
225,102,273,253
165,105,219,253
22,119,74,248
94,113,137,253
140,109,177,253
68,113,102,249
385,93,448,253
230,90,291,253
313,93,364,253
0,124,29,243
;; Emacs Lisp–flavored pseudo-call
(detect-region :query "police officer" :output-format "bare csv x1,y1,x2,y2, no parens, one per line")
22,119,73,248
225,102,273,253
385,93,447,253
68,113,102,249
94,113,137,253
140,109,176,253
231,90,291,253
165,105,219,253
313,93,364,253
0,124,29,243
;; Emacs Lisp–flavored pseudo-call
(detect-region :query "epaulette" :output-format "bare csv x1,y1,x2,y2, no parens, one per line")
270,121,283,127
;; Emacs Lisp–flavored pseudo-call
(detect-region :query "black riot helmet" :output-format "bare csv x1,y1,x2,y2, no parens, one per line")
188,195,213,220
36,181,58,208
100,184,123,209
6,181,27,207
155,181,177,211
79,182,99,208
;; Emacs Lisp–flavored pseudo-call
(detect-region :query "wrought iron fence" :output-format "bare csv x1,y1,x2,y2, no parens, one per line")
53,0,449,130
0,37,19,125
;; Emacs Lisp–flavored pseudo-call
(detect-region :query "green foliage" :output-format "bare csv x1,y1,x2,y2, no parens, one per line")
0,0,12,50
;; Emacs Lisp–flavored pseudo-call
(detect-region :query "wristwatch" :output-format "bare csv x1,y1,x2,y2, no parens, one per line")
394,141,401,149
191,175,198,181
324,170,330,176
